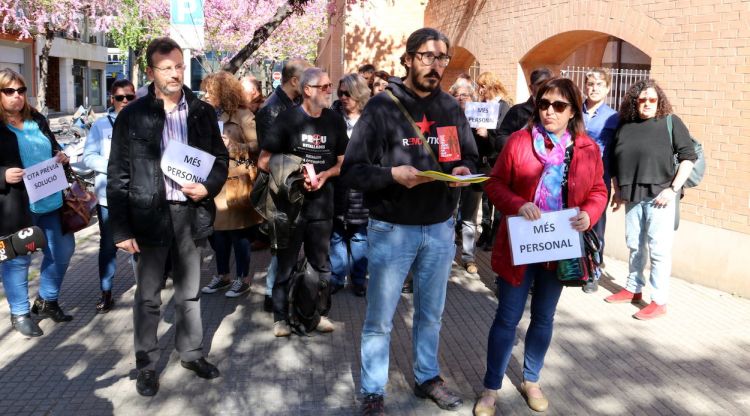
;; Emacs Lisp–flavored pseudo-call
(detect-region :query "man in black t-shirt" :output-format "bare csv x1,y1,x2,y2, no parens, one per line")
259,67,348,337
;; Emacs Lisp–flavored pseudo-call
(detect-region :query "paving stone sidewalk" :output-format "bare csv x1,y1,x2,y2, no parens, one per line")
0,222,748,415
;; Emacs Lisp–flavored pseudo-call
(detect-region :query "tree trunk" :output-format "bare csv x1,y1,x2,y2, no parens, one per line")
221,0,310,74
37,25,54,112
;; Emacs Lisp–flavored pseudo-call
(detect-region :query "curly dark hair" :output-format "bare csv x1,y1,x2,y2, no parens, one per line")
619,79,673,123
200,71,245,115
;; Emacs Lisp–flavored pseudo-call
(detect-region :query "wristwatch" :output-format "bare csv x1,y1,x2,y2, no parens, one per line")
670,184,681,193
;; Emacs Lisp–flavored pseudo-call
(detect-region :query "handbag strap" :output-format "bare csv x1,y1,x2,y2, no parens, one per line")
385,90,441,169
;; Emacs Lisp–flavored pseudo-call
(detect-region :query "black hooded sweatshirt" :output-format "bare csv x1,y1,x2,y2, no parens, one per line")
340,77,479,225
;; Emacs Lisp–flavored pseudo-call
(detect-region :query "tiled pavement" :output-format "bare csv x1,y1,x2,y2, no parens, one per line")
0,222,749,415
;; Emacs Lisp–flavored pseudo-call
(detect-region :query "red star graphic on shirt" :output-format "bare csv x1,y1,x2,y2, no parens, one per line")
414,115,435,135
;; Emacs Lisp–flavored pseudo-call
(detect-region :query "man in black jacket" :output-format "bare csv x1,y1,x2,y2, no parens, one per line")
107,37,228,397
341,28,478,415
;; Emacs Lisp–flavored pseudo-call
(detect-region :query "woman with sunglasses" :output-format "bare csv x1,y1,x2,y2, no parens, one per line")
0,68,76,337
329,73,371,296
473,77,607,415
605,79,696,319
83,78,136,313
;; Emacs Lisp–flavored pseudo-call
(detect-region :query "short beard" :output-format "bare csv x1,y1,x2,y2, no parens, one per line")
410,70,441,93
156,80,181,97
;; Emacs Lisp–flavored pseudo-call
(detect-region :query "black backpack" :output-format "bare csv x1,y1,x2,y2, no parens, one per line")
287,258,330,334
667,115,705,188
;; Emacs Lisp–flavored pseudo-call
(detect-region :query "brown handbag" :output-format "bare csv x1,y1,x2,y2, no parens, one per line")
225,142,257,209
61,169,98,234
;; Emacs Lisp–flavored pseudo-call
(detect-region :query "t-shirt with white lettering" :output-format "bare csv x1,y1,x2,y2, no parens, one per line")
262,105,348,220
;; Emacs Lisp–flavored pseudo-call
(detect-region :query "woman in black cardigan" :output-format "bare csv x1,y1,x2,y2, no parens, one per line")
606,79,696,320
0,68,75,337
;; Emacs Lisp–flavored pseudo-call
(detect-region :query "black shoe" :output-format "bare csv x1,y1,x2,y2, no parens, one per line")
10,313,43,337
402,280,413,294
136,370,159,396
263,295,273,313
583,279,599,293
414,375,463,410
96,291,114,313
361,394,385,416
31,297,73,322
330,283,344,295
352,284,366,297
181,357,220,379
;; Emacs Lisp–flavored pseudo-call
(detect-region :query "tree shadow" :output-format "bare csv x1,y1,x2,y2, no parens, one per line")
344,25,404,77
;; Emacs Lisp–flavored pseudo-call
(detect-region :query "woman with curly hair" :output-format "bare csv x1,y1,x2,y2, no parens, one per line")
199,71,262,298
605,79,696,320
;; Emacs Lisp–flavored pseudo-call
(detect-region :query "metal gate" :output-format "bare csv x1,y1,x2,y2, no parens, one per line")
560,66,650,111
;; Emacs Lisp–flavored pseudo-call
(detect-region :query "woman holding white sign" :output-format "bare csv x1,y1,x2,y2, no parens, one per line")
0,69,76,337
473,77,607,415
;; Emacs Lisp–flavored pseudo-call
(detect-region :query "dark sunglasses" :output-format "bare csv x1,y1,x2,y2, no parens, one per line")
337,90,351,98
538,99,571,113
638,97,658,104
113,94,136,102
1,86,27,96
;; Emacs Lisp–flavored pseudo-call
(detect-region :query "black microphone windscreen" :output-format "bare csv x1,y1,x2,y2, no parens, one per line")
10,226,47,255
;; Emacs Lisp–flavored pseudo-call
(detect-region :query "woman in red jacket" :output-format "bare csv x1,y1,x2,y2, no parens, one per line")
473,78,607,416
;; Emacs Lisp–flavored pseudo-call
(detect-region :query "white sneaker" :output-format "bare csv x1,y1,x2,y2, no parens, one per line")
316,316,335,333
225,279,250,298
273,321,291,337
201,276,231,294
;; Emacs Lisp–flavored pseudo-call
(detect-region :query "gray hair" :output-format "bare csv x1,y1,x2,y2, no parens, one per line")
449,78,476,100
299,67,326,96
338,74,371,112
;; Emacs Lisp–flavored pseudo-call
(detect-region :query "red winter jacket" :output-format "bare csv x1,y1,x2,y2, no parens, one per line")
485,128,608,287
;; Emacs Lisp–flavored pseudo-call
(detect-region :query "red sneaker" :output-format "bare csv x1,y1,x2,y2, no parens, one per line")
633,301,667,320
604,289,642,304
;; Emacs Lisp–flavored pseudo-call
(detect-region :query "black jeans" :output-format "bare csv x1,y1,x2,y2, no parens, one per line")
272,217,333,322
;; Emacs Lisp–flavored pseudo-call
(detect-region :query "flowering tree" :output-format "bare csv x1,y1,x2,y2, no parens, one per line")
0,0,117,110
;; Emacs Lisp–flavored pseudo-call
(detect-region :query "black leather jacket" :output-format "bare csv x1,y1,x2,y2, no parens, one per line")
255,86,295,148
106,85,228,246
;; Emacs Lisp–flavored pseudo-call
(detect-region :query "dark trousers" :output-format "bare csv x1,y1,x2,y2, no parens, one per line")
592,175,612,262
272,217,333,322
134,204,205,370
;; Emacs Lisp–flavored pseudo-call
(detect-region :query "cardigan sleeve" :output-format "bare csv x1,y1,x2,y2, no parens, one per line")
671,115,698,163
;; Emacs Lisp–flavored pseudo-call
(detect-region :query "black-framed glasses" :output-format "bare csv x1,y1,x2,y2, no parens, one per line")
337,90,351,98
414,52,451,67
538,99,571,113
308,83,333,92
113,94,136,102
1,86,27,96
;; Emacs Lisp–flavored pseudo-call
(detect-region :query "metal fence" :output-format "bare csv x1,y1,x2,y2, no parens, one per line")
560,66,650,111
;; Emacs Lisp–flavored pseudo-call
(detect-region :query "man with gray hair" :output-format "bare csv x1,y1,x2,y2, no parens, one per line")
258,67,348,337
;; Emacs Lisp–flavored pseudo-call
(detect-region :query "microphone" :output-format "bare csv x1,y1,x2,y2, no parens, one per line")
0,226,48,263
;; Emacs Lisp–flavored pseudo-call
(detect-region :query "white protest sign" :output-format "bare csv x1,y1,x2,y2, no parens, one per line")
465,102,500,129
160,141,216,186
22,157,69,204
506,207,584,266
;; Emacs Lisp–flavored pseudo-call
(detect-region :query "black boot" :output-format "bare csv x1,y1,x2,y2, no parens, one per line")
96,291,114,313
31,297,73,322
10,313,43,337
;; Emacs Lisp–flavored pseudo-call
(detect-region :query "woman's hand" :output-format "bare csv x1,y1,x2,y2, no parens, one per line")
653,187,677,208
55,150,69,165
518,202,541,220
569,211,590,231
4,167,24,184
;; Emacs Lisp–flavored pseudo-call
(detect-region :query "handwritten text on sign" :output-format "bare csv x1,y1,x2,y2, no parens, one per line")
507,208,584,266
23,157,69,204
160,141,216,186
465,102,500,129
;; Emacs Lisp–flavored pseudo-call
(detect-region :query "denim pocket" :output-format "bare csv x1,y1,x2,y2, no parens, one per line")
368,219,394,233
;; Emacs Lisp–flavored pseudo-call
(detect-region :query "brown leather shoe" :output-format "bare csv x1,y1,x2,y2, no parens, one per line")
414,375,463,410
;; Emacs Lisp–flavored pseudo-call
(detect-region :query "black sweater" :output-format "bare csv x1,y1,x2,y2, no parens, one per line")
340,77,478,225
609,115,697,202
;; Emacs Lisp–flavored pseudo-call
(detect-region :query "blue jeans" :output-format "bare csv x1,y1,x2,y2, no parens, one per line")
97,205,118,291
360,217,456,395
329,222,368,287
625,197,675,305
0,210,75,315
483,264,563,389
211,230,251,278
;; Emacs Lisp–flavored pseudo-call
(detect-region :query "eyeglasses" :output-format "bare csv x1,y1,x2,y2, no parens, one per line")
538,99,571,113
453,93,471,99
638,97,658,104
337,90,351,98
1,86,27,96
414,52,452,67
113,94,136,102
308,83,333,92
151,63,186,74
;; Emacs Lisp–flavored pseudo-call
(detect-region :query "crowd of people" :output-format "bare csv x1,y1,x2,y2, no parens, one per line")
0,26,696,416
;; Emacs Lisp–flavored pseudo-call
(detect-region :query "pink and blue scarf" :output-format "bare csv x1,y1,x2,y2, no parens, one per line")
532,124,571,212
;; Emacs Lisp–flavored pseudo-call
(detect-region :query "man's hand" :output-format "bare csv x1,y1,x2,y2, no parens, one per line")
610,191,625,212
391,165,434,189
476,128,488,138
4,167,24,184
181,183,209,201
116,238,140,254
448,166,472,188
307,170,331,192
